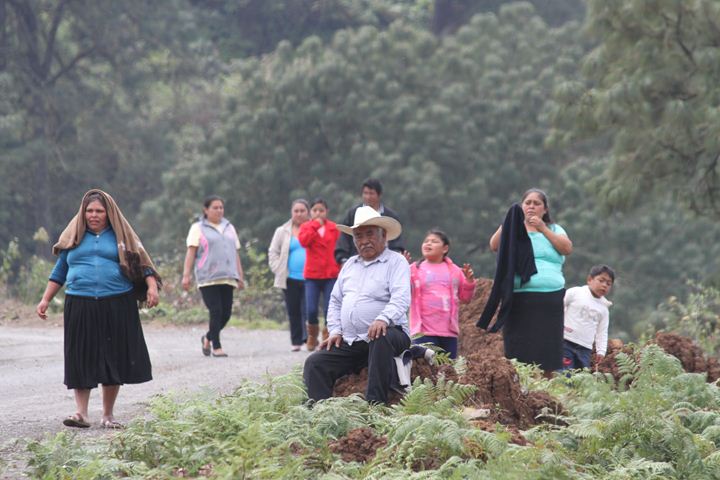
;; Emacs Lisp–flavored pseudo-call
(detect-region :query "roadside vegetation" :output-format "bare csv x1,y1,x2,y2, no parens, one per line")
24,343,720,479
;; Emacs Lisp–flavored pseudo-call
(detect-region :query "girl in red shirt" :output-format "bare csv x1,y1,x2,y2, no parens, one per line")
298,198,340,350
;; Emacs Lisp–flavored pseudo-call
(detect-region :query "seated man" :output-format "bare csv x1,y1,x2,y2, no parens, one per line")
303,206,411,404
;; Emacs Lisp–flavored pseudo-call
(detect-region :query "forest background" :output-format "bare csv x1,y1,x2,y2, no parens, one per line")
2,0,720,340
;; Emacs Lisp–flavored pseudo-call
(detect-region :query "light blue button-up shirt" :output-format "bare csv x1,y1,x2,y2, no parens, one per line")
327,247,411,345
49,227,133,298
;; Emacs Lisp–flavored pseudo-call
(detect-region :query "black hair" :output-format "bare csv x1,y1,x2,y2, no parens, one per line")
427,229,450,257
589,264,615,282
311,197,328,210
291,198,310,211
83,192,107,211
521,188,553,224
362,178,383,196
202,195,224,218
417,228,450,265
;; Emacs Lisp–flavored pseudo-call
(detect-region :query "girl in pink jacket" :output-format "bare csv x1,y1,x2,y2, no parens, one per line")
409,229,476,358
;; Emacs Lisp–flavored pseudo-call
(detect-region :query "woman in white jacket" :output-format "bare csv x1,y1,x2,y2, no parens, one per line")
268,199,310,351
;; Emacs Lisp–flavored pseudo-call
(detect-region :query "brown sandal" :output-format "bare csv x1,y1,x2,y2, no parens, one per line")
100,419,124,429
63,413,90,428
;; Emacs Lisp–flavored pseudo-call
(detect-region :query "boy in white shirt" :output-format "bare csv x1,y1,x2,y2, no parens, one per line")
562,265,615,370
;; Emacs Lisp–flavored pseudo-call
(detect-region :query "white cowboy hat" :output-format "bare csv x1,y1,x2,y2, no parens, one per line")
337,206,402,240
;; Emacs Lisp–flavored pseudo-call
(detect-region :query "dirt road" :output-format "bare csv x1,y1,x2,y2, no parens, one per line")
0,323,309,478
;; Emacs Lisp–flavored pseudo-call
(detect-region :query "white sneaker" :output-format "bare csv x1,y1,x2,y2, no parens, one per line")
424,349,436,365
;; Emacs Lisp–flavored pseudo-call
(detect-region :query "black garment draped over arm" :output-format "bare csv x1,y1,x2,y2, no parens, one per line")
476,204,536,332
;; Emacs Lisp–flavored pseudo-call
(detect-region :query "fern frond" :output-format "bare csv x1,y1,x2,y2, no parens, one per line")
453,356,467,376
605,458,674,478
394,376,476,417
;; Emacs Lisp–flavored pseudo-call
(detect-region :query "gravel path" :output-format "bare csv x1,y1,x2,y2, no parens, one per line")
0,323,309,478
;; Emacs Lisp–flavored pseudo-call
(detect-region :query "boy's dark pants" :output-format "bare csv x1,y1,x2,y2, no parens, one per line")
303,326,410,404
562,339,593,370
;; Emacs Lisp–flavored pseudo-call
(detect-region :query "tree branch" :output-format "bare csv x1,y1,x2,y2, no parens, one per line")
46,47,94,86
675,6,696,67
7,0,42,79
0,0,6,70
40,0,68,77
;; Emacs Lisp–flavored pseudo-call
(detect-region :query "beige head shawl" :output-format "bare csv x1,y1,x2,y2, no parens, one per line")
53,189,161,301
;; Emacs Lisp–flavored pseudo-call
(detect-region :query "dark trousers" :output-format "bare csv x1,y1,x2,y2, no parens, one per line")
413,335,458,359
304,278,336,326
199,285,234,349
303,326,410,404
283,278,306,346
561,339,593,370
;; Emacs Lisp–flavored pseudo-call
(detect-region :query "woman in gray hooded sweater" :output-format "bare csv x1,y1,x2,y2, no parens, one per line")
182,195,245,357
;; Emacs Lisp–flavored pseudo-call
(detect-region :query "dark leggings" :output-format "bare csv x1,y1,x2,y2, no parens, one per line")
283,278,306,346
413,335,458,359
200,285,234,350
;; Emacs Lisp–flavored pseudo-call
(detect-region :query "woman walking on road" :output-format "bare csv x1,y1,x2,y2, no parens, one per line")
182,195,245,357
36,189,161,429
269,199,310,351
298,198,340,351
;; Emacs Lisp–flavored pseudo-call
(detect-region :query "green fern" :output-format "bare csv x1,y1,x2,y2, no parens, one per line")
395,375,476,416
452,355,467,376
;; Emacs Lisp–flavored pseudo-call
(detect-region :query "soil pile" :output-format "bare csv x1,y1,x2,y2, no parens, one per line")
595,332,720,383
459,352,563,429
594,340,636,383
329,427,387,463
457,279,504,357
652,332,720,382
456,279,562,429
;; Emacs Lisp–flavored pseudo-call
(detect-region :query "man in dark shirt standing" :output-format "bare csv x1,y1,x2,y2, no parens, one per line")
334,178,405,265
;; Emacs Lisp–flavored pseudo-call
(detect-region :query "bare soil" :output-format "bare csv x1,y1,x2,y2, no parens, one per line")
328,427,387,463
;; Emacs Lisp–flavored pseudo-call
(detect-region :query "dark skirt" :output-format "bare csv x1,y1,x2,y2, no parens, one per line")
503,289,565,371
64,292,152,389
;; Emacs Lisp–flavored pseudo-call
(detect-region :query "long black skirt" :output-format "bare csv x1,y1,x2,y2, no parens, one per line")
503,290,565,371
64,293,152,389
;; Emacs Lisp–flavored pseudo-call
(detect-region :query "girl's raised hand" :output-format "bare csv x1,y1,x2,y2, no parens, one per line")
462,263,474,281
402,250,412,264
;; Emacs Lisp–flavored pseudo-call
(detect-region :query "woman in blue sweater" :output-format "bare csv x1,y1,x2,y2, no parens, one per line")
36,190,160,429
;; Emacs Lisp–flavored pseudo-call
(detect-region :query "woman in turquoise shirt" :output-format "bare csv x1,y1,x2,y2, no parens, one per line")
36,190,160,429
489,189,573,376
268,199,310,351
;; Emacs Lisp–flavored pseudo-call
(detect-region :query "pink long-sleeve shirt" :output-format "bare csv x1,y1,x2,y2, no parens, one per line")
409,257,476,337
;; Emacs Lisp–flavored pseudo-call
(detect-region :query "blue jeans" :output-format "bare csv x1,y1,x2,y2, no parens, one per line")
305,278,336,326
413,335,458,359
561,339,592,370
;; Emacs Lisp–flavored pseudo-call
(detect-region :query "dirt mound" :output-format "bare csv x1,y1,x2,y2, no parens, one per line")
459,352,563,429
652,332,720,381
458,279,505,357
595,332,720,383
329,427,387,463
594,340,637,384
